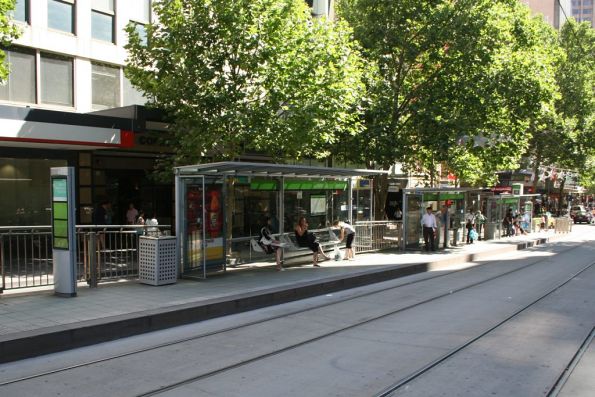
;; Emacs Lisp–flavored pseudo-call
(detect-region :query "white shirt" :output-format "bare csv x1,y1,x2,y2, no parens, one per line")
338,221,356,235
145,218,159,234
421,212,437,229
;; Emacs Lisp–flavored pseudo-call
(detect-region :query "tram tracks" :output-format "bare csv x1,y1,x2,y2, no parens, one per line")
373,260,595,397
0,241,591,396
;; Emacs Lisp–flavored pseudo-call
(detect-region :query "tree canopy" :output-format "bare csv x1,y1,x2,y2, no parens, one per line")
0,0,22,82
125,0,366,169
336,0,560,186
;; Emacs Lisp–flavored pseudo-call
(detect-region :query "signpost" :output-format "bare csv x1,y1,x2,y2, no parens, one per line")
51,167,77,297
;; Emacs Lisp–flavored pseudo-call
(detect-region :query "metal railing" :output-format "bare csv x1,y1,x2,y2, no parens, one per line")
354,221,403,253
0,225,171,292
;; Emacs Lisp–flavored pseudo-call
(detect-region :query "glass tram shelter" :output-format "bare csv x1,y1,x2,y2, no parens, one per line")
174,162,387,278
402,188,471,250
483,194,538,239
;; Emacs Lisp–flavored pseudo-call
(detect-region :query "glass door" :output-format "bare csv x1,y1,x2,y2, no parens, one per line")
403,193,423,249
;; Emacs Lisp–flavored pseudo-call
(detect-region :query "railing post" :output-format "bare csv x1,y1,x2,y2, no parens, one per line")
87,232,98,288
1,234,4,294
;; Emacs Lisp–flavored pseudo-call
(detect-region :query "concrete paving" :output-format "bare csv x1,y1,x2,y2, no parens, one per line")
0,229,578,363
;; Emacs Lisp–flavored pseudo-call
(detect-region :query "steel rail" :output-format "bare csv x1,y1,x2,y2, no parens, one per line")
0,241,586,392
373,260,595,397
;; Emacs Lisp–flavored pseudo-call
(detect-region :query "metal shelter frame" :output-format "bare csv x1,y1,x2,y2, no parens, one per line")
174,162,388,278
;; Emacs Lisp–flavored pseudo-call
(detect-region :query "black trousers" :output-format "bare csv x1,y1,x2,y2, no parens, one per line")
423,226,435,251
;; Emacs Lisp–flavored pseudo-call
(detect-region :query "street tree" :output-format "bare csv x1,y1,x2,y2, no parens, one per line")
336,0,559,216
125,0,366,171
526,20,595,209
0,0,22,82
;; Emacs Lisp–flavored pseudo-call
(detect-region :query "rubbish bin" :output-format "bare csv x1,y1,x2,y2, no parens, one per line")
139,236,178,286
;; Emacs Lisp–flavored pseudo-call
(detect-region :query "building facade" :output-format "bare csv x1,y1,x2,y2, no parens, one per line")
521,0,572,28
0,1,177,227
572,0,594,26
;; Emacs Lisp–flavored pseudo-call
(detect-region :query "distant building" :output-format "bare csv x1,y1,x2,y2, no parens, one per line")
572,0,594,26
521,0,572,28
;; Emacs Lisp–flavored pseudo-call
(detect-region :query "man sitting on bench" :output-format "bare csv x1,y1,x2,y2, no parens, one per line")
294,216,330,267
259,217,284,271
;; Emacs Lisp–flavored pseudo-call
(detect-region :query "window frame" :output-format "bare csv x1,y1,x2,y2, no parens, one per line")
39,52,74,108
0,46,37,104
47,0,76,35
13,0,30,24
91,0,116,44
91,62,121,110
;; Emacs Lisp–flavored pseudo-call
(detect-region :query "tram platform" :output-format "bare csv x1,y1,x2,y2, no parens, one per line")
0,229,578,363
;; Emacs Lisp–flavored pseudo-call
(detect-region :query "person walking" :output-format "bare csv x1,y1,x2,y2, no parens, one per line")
333,220,356,260
475,210,485,240
294,217,330,267
421,206,437,252
259,217,284,271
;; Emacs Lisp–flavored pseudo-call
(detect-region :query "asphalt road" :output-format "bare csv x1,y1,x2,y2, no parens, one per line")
1,225,594,397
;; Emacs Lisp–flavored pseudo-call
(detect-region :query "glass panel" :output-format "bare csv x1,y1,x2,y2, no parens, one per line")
92,0,113,12
92,63,120,109
40,54,73,106
48,0,74,33
123,75,146,106
0,48,36,103
13,0,28,22
133,22,147,46
91,10,114,42
130,0,151,22
0,158,68,225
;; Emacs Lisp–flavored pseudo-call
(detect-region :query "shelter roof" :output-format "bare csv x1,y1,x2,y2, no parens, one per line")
175,161,388,179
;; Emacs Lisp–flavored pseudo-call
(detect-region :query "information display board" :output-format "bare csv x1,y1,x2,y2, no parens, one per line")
52,176,69,250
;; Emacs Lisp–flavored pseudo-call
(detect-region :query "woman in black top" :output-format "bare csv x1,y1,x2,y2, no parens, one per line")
294,217,330,267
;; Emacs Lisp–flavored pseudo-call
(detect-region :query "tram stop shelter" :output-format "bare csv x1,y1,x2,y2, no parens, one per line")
483,193,539,239
403,188,539,250
403,187,472,250
174,162,388,278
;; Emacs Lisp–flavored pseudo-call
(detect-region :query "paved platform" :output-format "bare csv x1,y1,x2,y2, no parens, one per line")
0,229,577,363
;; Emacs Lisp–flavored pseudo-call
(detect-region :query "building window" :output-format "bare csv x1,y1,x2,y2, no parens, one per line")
130,0,151,22
48,0,75,34
123,75,146,106
91,0,115,43
40,53,73,106
0,47,36,103
132,22,147,46
13,0,29,23
0,158,68,226
92,63,120,110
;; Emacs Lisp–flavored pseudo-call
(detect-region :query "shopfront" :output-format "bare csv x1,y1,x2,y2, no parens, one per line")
174,162,386,278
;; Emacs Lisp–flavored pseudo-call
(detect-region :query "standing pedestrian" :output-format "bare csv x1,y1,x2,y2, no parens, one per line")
420,206,437,252
126,203,139,225
333,220,356,261
465,209,476,244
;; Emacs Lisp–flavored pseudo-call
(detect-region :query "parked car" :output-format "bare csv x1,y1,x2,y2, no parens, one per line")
572,210,592,224
570,205,586,217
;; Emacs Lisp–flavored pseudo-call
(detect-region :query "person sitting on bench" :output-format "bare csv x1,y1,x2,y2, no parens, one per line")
259,217,284,271
294,216,330,267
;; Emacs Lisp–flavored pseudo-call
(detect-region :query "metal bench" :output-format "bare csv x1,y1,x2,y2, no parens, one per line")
278,228,340,253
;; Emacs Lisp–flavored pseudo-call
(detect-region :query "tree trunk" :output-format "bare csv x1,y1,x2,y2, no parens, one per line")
557,178,566,216
373,173,389,220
